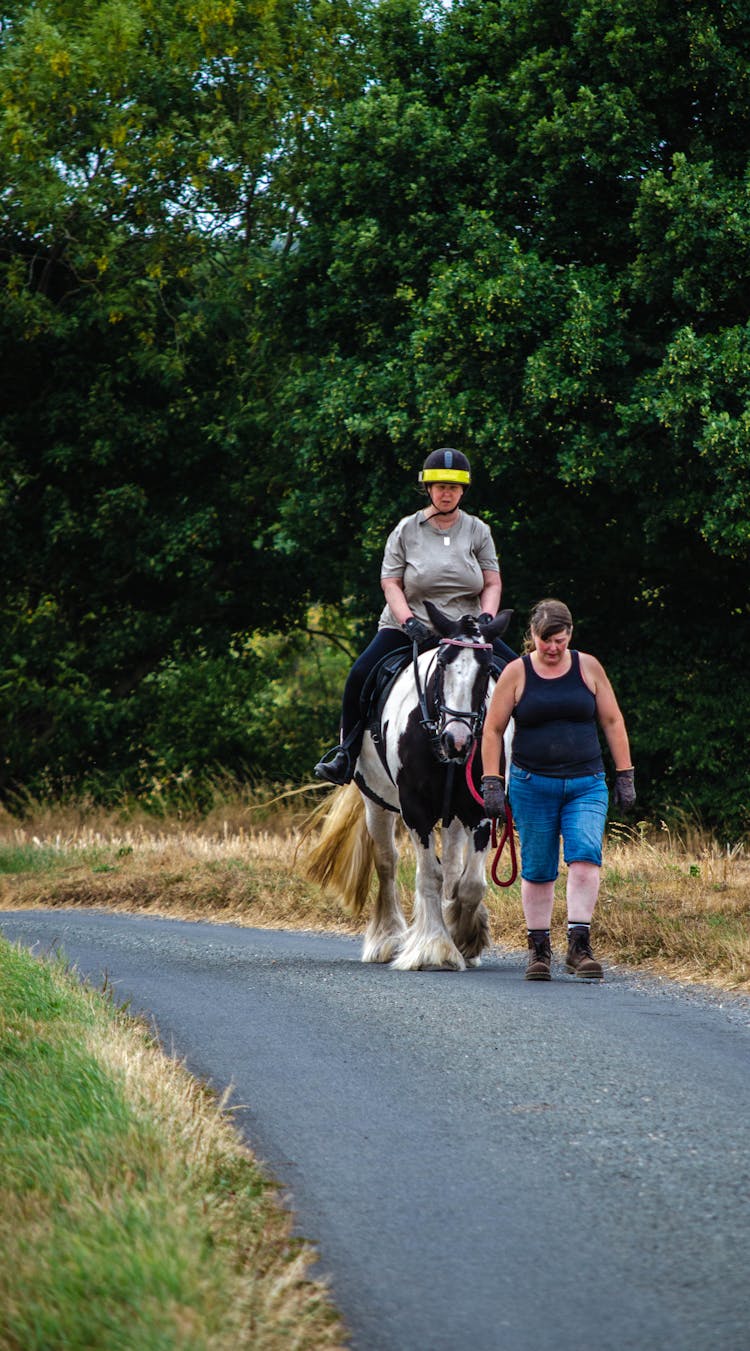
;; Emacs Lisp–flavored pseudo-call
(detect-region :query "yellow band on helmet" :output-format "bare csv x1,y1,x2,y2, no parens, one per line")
419,468,470,484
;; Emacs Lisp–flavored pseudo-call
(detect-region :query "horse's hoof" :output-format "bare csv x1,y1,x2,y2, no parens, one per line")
391,954,466,972
362,931,406,964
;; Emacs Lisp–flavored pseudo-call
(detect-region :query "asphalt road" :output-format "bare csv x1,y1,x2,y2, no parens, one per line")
2,908,749,1351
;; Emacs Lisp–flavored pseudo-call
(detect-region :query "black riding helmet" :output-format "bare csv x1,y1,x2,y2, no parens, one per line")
419,447,471,488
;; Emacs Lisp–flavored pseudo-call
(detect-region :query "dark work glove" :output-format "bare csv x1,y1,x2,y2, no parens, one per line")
481,775,506,818
477,612,495,628
402,616,432,646
612,768,636,810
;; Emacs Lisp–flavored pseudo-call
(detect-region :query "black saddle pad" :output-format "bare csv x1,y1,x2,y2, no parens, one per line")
358,647,414,729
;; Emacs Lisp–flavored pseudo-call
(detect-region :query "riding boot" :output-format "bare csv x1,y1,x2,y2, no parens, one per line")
313,746,354,786
314,721,365,786
525,931,552,981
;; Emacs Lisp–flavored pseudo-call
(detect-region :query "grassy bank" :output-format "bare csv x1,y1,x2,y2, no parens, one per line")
0,786,748,992
0,935,346,1351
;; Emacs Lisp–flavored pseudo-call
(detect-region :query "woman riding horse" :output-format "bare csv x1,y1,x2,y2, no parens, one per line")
314,448,516,785
305,600,514,970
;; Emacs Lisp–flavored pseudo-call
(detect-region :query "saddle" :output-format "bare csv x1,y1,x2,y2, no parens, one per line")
359,645,421,739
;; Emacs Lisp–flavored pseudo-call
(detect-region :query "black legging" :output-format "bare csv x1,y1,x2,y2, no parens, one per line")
340,629,411,742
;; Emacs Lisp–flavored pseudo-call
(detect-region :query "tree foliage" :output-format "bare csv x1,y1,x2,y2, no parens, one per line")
272,0,750,835
0,0,364,788
1,0,748,834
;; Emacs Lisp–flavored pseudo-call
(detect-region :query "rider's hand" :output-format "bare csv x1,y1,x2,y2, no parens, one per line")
402,616,432,646
612,768,636,810
477,612,495,628
481,775,506,818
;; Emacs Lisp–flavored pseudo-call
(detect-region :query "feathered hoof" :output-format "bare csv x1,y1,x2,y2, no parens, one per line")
390,934,466,972
362,930,404,964
447,902,491,963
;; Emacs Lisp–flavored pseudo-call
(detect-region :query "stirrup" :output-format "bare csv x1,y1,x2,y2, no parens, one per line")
313,746,353,785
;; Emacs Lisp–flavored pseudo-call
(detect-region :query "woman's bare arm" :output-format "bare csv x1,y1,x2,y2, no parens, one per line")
481,658,523,776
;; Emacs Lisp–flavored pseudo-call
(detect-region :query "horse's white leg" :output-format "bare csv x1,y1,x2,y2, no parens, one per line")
361,801,407,963
443,820,491,966
441,819,468,912
391,829,466,971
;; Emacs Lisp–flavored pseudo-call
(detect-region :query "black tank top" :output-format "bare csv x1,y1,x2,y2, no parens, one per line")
512,651,604,778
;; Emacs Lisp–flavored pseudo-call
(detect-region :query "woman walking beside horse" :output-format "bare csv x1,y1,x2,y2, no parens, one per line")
314,447,515,785
481,598,635,982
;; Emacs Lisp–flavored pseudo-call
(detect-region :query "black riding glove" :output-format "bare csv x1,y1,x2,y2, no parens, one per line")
477,612,495,628
402,616,432,647
612,768,636,810
481,775,506,818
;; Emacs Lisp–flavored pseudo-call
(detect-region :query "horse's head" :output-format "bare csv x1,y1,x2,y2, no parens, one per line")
421,602,513,763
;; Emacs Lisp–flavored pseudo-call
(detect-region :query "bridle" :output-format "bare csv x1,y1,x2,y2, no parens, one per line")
409,632,518,885
413,636,493,765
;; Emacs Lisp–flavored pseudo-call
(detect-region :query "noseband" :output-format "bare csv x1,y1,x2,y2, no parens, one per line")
414,636,493,764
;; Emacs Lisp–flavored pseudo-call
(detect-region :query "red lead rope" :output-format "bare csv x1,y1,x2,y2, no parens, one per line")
465,743,518,888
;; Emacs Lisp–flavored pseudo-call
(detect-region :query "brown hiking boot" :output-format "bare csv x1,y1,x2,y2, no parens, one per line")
565,928,603,980
525,933,551,981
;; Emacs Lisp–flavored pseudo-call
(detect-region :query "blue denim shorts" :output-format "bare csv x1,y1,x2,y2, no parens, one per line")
508,765,609,883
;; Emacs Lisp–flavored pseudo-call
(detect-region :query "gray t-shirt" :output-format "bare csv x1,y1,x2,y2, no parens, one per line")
378,509,500,631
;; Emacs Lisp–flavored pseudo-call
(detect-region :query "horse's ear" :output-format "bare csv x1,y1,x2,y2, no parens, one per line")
483,608,513,638
424,600,456,636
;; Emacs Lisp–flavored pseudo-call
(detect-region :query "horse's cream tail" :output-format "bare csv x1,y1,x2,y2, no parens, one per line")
300,783,374,916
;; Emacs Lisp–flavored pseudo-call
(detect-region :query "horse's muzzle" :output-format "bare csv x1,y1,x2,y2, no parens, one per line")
439,726,474,761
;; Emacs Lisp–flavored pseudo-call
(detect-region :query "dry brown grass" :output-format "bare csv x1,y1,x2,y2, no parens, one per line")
0,786,360,933
0,793,748,993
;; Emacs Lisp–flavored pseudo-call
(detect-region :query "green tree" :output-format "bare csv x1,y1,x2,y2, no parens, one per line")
2,0,749,831
0,0,365,789
273,0,750,834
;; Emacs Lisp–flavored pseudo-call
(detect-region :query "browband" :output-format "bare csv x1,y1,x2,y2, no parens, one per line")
438,638,493,650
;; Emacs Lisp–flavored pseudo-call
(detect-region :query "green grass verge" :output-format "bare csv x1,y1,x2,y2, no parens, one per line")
0,938,346,1351
0,843,63,874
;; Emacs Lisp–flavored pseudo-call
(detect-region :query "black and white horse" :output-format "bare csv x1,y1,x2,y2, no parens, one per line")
304,601,513,971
